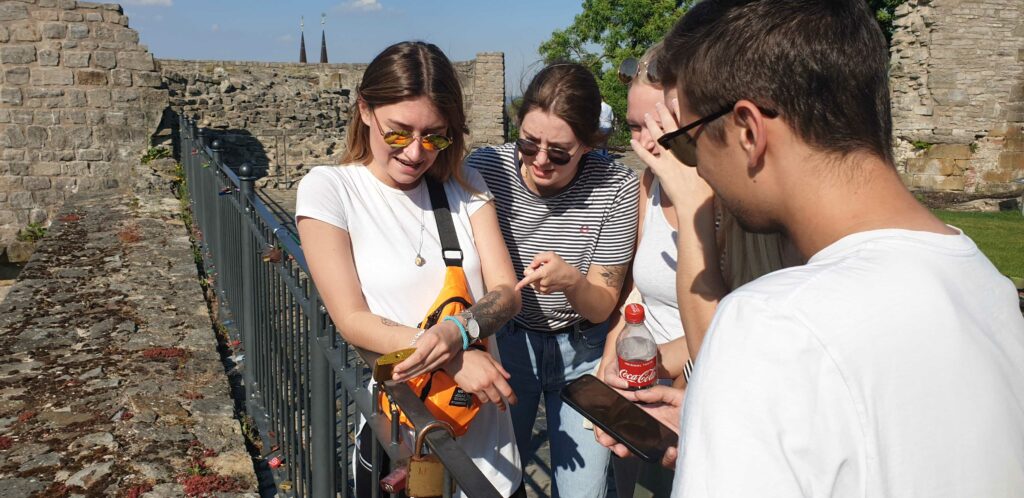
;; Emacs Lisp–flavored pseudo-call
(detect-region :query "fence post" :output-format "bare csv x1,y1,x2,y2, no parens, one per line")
310,293,337,497
237,162,259,398
210,139,225,301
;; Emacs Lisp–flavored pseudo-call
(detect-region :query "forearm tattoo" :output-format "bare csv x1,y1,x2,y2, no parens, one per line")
380,317,403,327
462,290,514,339
598,264,628,289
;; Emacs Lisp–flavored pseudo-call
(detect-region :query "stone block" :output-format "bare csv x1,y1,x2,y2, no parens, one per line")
0,109,9,123
64,88,86,106
46,126,67,148
110,69,131,86
28,208,48,224
927,143,973,160
0,3,29,22
0,46,36,64
1,88,23,106
998,152,1024,170
113,89,138,103
41,22,66,39
86,110,105,125
65,52,90,68
77,149,104,161
32,8,59,21
84,11,103,22
25,88,63,99
86,88,110,107
133,71,162,88
94,50,116,69
23,176,52,191
62,11,83,22
114,30,138,44
0,175,22,191
0,26,8,43
10,111,32,124
117,52,154,71
60,0,78,9
2,126,25,148
76,69,108,86
52,177,76,190
33,111,60,125
13,25,40,42
4,67,30,85
65,126,91,149
2,149,23,161
67,23,89,40
61,161,89,176
62,109,86,124
37,49,61,67
25,126,46,149
31,68,73,86
30,163,61,176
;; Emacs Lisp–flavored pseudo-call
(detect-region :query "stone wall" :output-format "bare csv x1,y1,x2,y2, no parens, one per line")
158,53,507,188
890,0,1024,194
0,0,168,260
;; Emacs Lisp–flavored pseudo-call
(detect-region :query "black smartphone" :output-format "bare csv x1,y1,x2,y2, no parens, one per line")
560,374,678,463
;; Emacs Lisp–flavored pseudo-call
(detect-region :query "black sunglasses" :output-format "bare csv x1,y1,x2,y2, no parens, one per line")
516,138,580,166
617,57,659,85
656,105,735,167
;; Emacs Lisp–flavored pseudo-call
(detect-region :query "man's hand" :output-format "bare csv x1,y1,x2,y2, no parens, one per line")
443,349,517,411
515,251,582,294
593,385,685,469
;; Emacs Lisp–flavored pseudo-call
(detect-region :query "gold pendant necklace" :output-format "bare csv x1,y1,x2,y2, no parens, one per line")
374,175,428,267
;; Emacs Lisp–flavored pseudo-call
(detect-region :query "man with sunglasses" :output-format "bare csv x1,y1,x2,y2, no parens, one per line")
597,1,1024,497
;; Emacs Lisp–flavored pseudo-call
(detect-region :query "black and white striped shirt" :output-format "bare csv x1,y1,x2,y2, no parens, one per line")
467,143,640,331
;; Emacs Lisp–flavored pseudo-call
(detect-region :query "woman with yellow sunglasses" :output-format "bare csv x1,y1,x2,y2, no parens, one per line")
296,41,526,497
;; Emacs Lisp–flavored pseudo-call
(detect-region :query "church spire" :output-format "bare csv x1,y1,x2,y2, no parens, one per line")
299,16,307,63
319,13,328,64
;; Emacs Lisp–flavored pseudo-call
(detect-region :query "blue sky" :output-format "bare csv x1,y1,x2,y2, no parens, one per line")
120,0,585,97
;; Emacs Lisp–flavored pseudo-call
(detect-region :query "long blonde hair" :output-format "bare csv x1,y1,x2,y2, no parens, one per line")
716,202,795,289
342,41,471,189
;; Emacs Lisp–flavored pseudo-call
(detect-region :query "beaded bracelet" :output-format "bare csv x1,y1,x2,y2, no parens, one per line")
409,328,426,346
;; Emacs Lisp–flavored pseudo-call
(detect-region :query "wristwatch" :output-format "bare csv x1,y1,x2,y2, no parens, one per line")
462,310,481,344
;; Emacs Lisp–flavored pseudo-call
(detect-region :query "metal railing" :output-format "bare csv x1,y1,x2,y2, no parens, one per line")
177,115,502,498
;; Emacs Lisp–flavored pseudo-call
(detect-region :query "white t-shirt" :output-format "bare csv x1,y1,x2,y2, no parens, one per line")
599,101,614,132
674,228,1024,498
295,164,522,497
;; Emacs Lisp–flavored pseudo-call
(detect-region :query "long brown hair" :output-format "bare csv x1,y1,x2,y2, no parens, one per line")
342,41,470,187
517,63,603,147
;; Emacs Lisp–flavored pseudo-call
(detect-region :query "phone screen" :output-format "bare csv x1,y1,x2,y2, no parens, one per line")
560,374,678,463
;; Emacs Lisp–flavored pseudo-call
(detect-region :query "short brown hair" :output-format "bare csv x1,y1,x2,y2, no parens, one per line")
517,63,603,147
343,41,469,185
658,0,894,165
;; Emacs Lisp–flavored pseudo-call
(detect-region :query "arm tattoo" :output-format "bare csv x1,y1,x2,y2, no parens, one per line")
380,317,403,327
598,264,628,289
462,290,514,339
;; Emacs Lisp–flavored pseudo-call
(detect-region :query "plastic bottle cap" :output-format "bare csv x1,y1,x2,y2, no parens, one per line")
624,303,645,323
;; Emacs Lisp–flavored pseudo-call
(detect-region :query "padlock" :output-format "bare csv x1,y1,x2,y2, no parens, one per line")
407,421,455,497
380,463,409,495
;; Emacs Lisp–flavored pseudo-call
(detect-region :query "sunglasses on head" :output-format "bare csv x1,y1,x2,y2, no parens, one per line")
617,57,659,85
371,112,452,152
516,138,580,166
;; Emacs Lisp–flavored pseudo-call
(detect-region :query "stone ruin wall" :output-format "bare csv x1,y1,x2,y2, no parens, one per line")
890,0,1024,194
158,53,507,188
0,0,167,261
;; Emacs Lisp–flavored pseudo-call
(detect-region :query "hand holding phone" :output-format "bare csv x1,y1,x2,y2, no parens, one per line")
561,374,679,463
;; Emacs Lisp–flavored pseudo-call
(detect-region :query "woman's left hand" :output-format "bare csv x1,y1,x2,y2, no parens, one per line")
515,251,582,294
392,320,463,382
443,349,517,410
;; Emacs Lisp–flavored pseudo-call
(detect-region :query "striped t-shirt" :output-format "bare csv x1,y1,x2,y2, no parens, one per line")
467,143,640,331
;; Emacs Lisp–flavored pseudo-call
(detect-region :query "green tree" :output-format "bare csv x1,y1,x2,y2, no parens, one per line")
538,0,690,147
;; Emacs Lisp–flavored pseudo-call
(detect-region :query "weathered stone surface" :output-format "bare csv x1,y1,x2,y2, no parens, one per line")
30,67,73,86
75,69,107,85
93,49,115,68
0,88,23,106
67,22,88,40
41,21,67,39
64,51,90,67
117,51,153,71
0,3,30,22
4,67,30,85
36,48,59,66
0,45,36,64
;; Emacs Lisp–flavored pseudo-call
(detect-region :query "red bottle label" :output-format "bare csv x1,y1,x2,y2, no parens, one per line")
618,357,656,389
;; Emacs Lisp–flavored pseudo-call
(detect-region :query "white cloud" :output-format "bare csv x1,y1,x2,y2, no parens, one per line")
339,0,382,12
211,24,220,32
121,0,173,6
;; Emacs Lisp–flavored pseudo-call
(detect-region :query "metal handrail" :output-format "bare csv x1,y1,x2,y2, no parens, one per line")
177,114,502,498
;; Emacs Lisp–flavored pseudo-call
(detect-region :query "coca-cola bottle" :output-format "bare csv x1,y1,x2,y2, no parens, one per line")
616,303,658,390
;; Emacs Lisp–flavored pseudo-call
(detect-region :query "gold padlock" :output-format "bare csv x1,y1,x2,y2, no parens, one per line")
373,348,416,384
407,420,455,497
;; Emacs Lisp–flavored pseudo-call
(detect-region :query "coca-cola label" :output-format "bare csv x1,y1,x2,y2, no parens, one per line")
618,357,656,388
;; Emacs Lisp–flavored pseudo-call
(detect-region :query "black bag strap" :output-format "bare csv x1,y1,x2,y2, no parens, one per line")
425,176,463,267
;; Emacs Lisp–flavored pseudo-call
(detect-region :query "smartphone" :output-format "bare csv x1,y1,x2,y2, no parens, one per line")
560,374,678,463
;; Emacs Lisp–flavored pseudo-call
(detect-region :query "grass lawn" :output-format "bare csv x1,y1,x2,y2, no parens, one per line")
933,210,1024,285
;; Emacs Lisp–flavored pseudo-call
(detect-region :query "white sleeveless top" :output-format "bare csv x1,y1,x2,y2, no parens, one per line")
631,178,685,344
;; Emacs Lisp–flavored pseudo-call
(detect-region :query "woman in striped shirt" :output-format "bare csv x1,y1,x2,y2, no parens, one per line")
466,63,640,498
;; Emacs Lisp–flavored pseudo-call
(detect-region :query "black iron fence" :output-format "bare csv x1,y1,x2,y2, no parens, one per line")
177,115,502,498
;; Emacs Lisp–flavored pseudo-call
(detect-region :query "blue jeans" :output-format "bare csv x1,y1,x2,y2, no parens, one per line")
497,320,611,498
